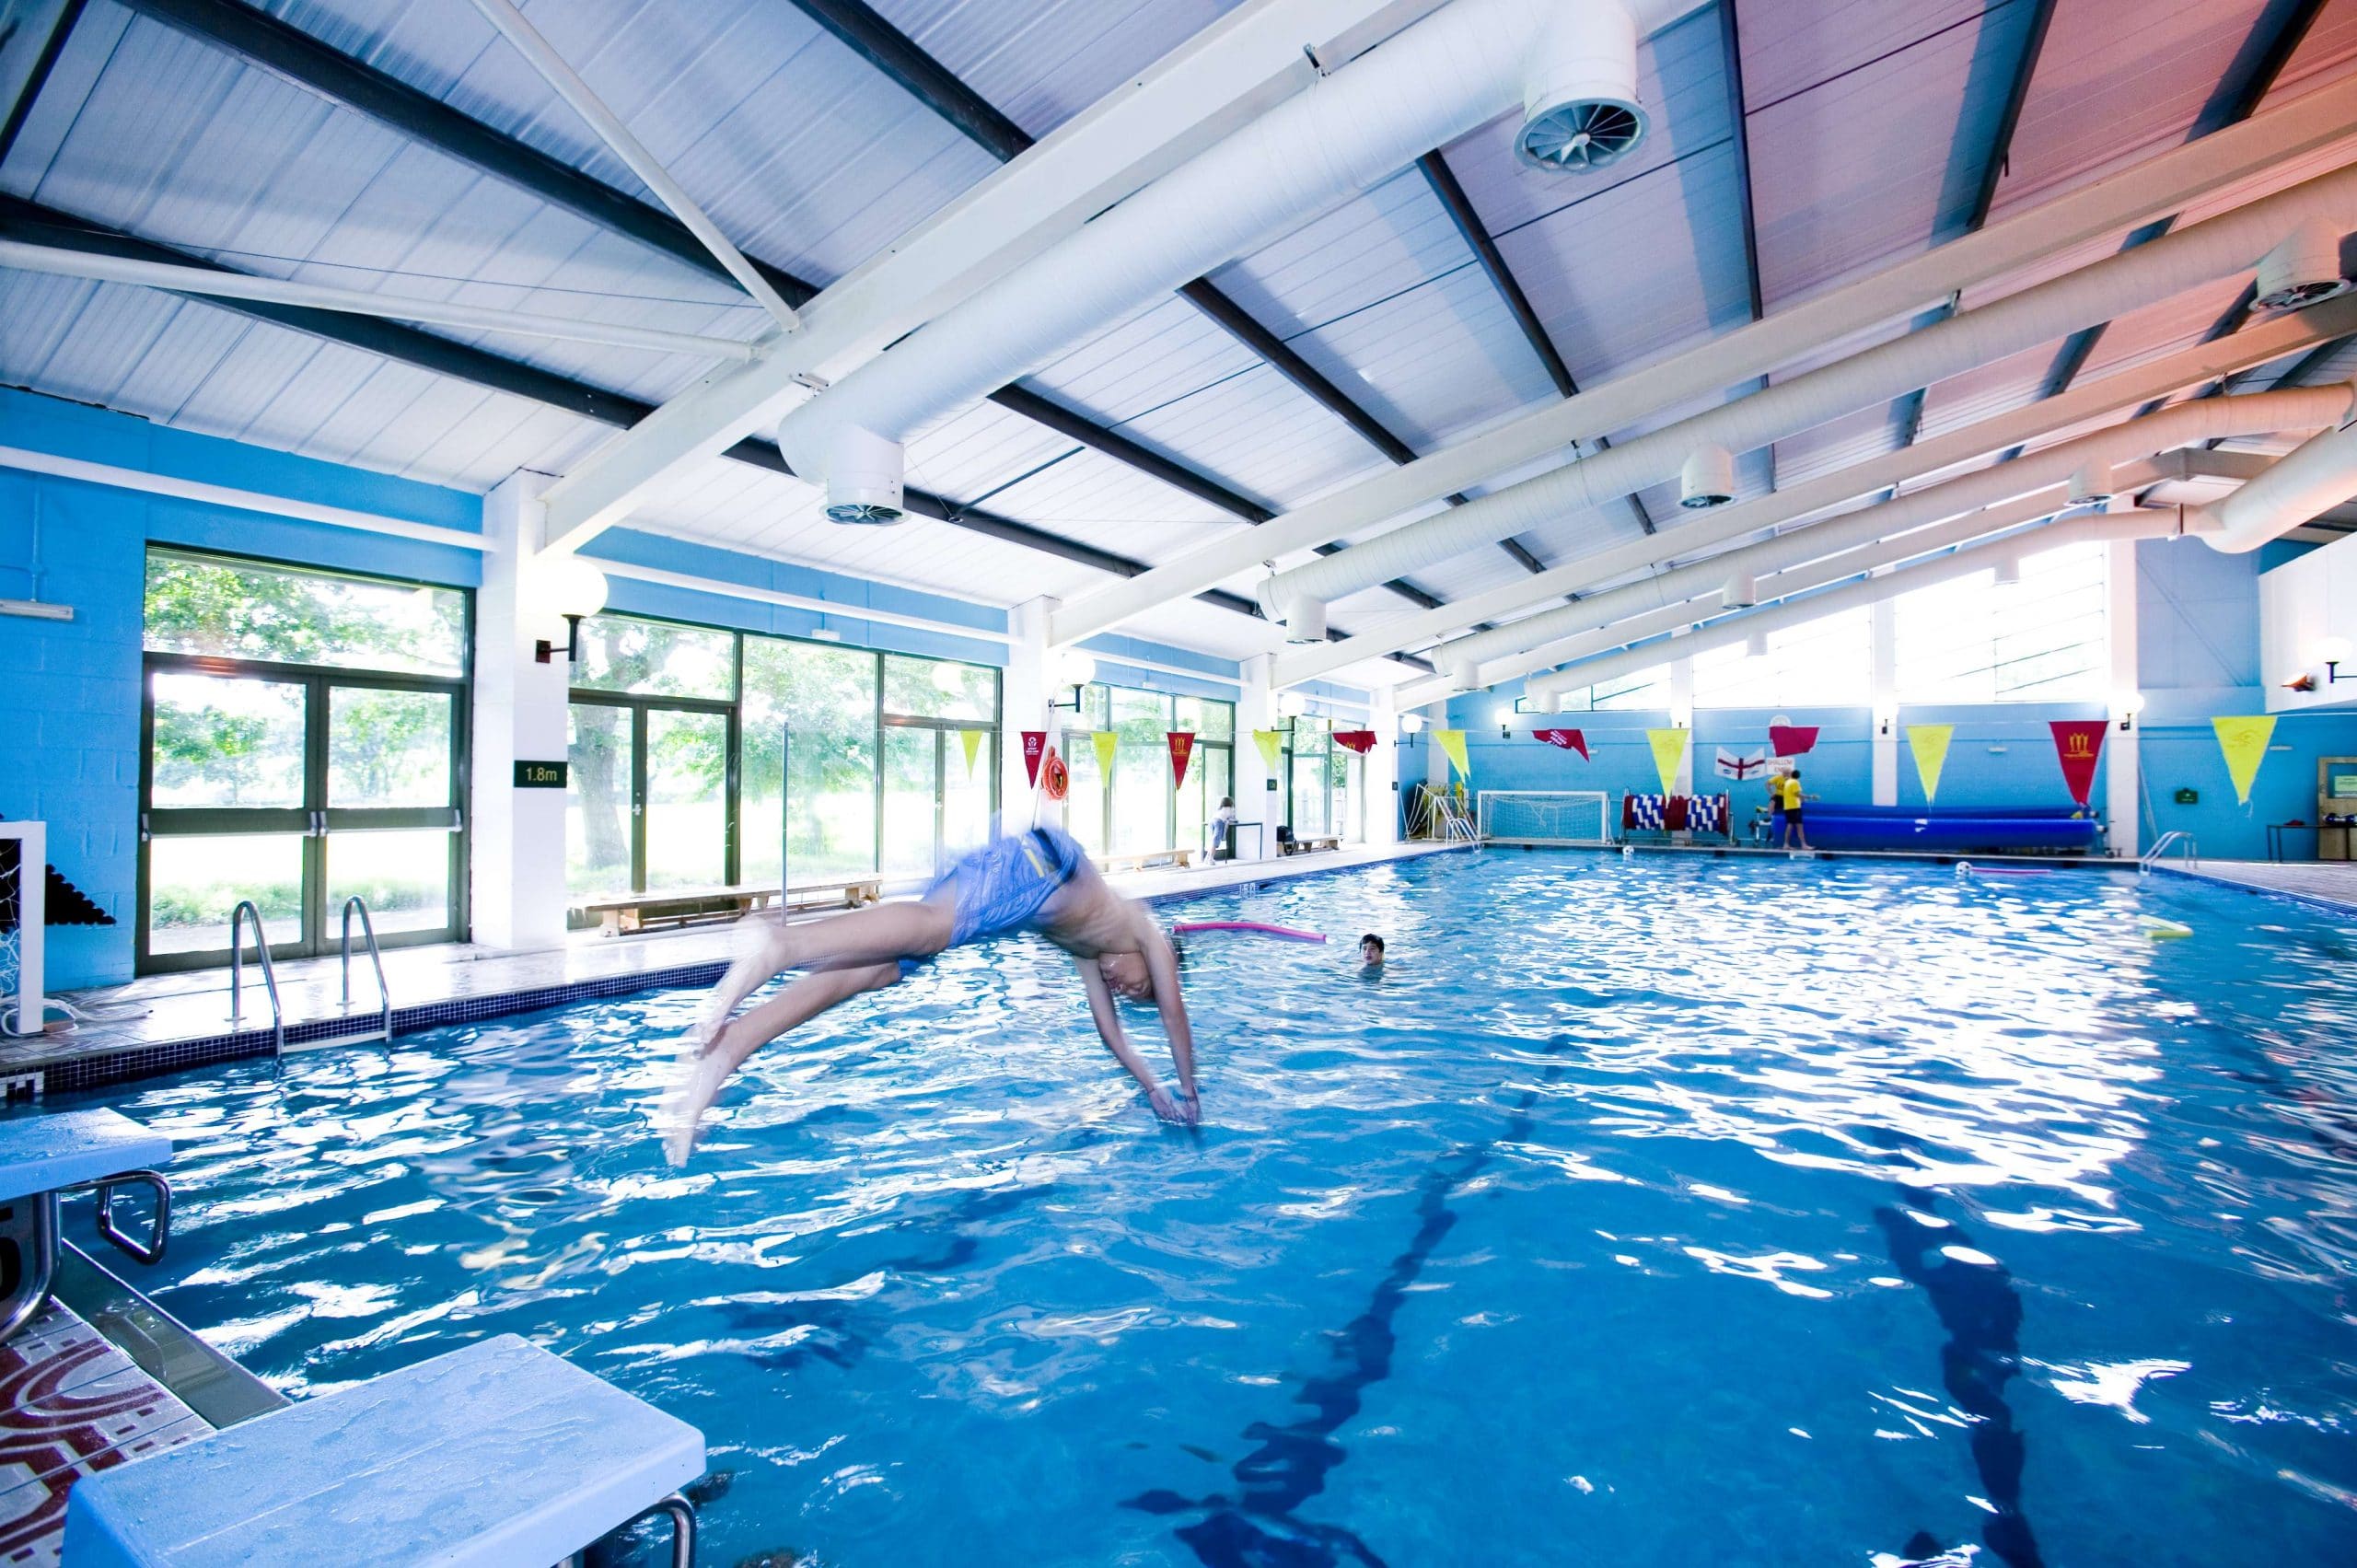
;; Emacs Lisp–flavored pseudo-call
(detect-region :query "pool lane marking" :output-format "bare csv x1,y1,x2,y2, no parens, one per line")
1125,1049,1571,1566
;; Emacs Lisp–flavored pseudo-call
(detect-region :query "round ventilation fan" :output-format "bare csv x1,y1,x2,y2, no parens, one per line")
1515,98,1647,172
824,498,906,525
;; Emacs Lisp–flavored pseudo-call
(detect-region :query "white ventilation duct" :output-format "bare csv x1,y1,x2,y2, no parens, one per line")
2252,218,2353,312
2195,396,2357,552
1517,1,1646,170
1401,387,2347,680
777,0,1702,513
1723,570,1758,608
1272,299,2357,687
2068,458,2115,507
1681,444,1736,508
1744,630,1770,658
1254,164,2357,610
1991,551,2024,586
1522,513,2184,704
823,424,907,524
1282,593,1329,644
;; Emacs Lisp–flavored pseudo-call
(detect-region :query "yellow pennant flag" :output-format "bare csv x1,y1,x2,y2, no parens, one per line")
958,727,985,776
1906,723,1956,803
1434,728,1470,780
1092,729,1118,776
1645,728,1687,793
1253,727,1283,776
2212,714,2276,804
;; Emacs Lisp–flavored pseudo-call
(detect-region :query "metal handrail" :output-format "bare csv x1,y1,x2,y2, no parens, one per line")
228,900,284,1054
2139,830,2199,872
339,895,392,1041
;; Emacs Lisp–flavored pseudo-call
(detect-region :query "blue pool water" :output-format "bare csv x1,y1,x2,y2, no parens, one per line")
79,853,2357,1565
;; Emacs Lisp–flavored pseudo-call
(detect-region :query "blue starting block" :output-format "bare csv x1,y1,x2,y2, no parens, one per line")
0,1107,174,1342
64,1333,705,1566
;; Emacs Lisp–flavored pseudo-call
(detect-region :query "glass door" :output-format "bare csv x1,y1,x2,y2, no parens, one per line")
567,698,735,900
879,723,999,881
141,663,465,969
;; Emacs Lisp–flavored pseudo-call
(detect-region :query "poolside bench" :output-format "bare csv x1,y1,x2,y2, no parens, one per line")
1281,834,1341,855
64,1333,705,1568
0,1108,173,1343
580,877,882,935
1099,849,1198,874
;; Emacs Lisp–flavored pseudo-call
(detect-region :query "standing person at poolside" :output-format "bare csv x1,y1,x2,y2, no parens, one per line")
1778,768,1813,852
664,824,1199,1164
1210,796,1240,861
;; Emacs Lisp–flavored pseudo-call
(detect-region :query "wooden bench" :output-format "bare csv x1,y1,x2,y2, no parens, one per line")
578,877,882,936
1098,849,1198,875
64,1333,704,1567
1282,834,1342,855
0,1108,174,1343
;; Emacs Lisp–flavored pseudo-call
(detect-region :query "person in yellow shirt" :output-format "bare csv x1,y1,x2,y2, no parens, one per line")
1777,767,1812,851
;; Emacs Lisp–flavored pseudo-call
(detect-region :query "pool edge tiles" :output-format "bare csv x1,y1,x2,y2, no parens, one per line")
13,843,1475,1095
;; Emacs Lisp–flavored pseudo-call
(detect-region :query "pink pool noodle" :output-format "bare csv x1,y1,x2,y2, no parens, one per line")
1172,921,1328,943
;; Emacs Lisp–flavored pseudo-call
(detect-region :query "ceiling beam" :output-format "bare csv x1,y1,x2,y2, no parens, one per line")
1879,0,2058,475
108,0,1306,569
0,194,1434,666
1416,147,1656,543
1713,0,1779,497
2009,0,2326,448
0,0,85,168
783,0,1473,615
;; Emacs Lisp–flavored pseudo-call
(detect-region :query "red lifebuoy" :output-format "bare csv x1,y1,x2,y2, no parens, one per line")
1041,747,1070,802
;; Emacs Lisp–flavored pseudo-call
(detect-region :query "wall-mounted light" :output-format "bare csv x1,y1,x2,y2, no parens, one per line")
2113,690,2147,732
1048,648,1097,712
1492,703,1515,738
1399,713,1426,737
2314,634,2354,685
531,554,609,665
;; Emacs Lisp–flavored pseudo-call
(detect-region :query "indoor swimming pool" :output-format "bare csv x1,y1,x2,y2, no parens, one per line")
73,854,2357,1565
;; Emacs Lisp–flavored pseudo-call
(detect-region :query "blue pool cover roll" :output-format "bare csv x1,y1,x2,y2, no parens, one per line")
1798,807,2098,853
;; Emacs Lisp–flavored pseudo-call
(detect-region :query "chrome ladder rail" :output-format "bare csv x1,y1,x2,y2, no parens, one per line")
2138,830,2199,874
339,896,393,1044
227,900,284,1054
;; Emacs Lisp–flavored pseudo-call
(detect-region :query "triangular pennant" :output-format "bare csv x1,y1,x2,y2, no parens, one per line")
1768,724,1818,758
1092,729,1118,776
2049,719,2107,808
1333,729,1378,755
1021,730,1047,788
1646,728,1688,793
2212,714,2276,805
1253,728,1283,776
1167,730,1196,787
1434,728,1470,780
958,728,985,777
1532,728,1589,759
1906,723,1955,803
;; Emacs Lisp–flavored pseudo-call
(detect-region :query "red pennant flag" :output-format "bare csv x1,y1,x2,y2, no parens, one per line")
1021,730,1048,788
1333,729,1377,755
1768,724,1818,758
2049,719,2107,807
1531,728,1590,759
1167,730,1196,785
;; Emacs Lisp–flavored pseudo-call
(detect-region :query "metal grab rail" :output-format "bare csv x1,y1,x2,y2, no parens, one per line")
227,900,284,1054
340,896,392,1043
2139,830,2199,872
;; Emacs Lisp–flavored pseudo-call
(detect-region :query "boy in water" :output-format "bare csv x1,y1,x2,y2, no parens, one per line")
664,824,1198,1164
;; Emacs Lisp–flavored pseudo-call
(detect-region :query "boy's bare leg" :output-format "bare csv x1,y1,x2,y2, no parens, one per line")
693,898,958,1045
666,959,900,1165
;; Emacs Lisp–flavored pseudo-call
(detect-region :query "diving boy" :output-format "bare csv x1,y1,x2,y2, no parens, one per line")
664,824,1199,1164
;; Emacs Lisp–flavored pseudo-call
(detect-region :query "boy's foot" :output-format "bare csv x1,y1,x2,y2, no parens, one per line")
661,1037,736,1167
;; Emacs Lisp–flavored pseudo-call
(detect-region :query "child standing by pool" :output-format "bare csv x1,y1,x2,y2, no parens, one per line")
664,824,1200,1163
1778,768,1812,851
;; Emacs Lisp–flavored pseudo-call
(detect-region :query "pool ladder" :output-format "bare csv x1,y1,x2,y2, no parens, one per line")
338,896,393,1047
227,900,284,1055
2139,830,2199,875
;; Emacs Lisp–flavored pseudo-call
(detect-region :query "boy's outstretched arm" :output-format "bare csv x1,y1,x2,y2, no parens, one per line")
1077,958,1195,1122
1141,927,1197,1107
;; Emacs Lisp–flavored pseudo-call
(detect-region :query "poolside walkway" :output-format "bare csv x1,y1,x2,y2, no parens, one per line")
13,841,1469,1092
2156,858,2357,913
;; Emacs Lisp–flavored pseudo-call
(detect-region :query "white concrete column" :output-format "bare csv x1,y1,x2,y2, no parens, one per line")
1870,589,1899,806
1668,649,1696,795
1365,685,1400,845
1004,597,1055,826
471,472,571,950
2107,538,2142,855
1237,654,1279,859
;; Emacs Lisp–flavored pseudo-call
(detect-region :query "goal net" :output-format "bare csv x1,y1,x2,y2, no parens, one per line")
0,822,45,1037
1476,790,1611,846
